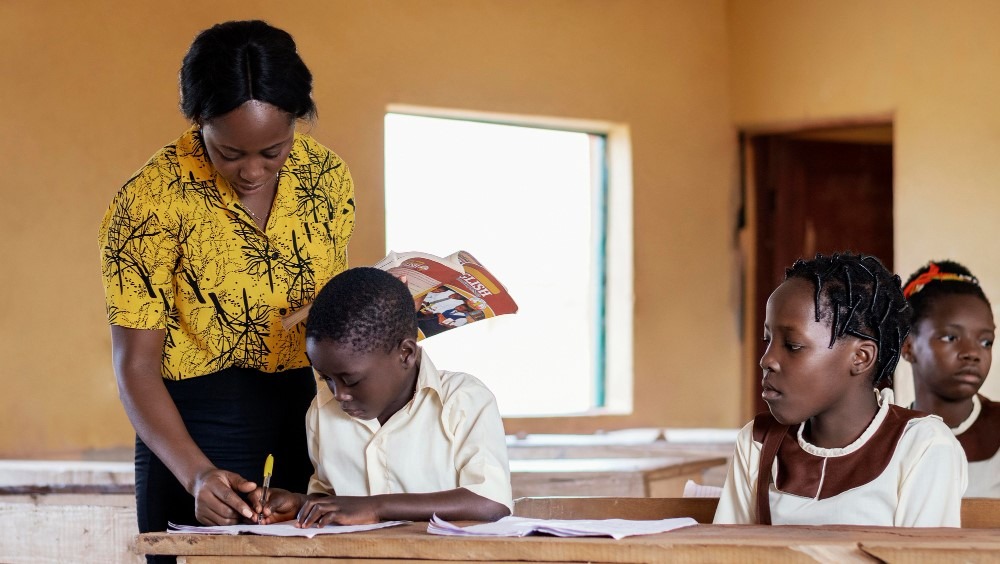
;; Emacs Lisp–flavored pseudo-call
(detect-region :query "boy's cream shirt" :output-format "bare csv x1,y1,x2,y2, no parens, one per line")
305,349,512,510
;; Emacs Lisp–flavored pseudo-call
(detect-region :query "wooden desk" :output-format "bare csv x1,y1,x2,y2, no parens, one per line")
506,430,737,489
0,459,134,494
0,460,140,563
136,523,1000,563
506,431,737,462
514,496,1000,529
510,456,727,498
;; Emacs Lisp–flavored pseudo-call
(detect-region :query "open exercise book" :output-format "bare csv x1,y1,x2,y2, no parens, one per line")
167,520,409,538
282,250,518,340
427,515,698,539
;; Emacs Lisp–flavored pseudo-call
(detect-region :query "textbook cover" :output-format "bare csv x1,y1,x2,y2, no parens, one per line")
282,250,518,340
377,250,518,340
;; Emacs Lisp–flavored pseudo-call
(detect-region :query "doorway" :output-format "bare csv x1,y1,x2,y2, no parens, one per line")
742,124,894,416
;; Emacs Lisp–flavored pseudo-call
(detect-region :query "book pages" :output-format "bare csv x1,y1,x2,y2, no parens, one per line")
167,520,408,538
427,515,697,539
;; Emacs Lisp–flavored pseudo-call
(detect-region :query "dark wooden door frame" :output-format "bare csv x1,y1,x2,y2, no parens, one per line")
738,121,894,420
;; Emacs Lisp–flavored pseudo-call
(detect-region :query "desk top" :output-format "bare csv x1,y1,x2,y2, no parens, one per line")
137,523,1000,563
0,459,135,494
506,428,739,447
509,456,725,475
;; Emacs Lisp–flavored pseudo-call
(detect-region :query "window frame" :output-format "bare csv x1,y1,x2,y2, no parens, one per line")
385,104,634,425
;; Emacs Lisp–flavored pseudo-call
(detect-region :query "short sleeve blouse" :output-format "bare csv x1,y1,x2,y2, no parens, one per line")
99,126,355,379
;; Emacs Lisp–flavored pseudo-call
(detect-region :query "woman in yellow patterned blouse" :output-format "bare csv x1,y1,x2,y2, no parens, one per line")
98,21,355,546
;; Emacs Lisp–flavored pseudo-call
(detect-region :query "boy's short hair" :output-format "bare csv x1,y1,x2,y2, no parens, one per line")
785,252,911,388
305,267,417,353
902,260,991,328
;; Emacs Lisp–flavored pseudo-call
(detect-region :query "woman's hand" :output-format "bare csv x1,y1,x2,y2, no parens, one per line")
296,495,380,528
250,487,307,524
191,467,257,525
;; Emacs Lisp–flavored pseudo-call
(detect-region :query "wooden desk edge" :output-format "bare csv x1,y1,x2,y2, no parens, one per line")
642,456,729,480
135,524,1000,562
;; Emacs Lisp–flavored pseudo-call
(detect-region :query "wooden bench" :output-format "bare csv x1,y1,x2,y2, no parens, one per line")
514,496,1000,528
963,498,1000,529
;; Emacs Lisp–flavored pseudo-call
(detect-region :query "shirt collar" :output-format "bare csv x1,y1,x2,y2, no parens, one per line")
795,388,895,457
175,126,298,215
951,394,982,435
407,347,444,414
176,125,217,184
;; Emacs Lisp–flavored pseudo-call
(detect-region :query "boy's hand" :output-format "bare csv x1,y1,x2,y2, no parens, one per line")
296,495,380,528
249,487,305,524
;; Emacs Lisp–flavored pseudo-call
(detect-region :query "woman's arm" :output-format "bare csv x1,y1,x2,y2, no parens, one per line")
111,325,257,525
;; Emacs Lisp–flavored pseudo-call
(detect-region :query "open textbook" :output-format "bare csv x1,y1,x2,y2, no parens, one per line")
167,520,409,538
427,515,698,539
282,250,518,340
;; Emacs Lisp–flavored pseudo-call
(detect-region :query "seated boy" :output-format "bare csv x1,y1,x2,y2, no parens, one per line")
255,267,512,526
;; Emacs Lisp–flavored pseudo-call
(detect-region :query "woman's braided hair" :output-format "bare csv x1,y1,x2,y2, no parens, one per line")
785,252,911,388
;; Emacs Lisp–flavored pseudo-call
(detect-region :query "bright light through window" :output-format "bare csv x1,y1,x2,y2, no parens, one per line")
385,112,608,416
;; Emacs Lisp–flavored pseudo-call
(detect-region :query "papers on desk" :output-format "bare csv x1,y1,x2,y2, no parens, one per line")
682,479,724,498
167,520,408,538
427,515,697,540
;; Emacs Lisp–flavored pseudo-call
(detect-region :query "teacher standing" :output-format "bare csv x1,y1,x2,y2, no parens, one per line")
98,19,355,544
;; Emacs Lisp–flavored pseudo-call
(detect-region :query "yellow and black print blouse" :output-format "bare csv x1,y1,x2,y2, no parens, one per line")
99,126,355,380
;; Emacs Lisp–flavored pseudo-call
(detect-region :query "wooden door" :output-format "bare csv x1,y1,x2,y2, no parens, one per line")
750,135,893,414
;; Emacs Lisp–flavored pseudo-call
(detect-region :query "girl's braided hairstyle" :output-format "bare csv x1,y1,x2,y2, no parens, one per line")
785,252,911,388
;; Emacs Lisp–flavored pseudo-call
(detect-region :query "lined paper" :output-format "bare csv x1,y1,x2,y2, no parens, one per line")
427,515,697,539
168,520,408,538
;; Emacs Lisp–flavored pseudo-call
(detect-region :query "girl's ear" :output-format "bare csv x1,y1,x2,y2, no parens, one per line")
900,334,914,363
852,340,878,376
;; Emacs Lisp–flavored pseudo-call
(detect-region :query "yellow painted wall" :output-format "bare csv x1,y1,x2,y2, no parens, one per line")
727,0,1000,402
0,0,738,455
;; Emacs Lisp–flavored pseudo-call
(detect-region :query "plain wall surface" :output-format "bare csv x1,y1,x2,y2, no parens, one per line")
0,0,738,455
727,0,1000,403
5,0,1000,457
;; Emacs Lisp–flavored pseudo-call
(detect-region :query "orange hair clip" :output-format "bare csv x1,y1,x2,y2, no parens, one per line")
902,262,978,298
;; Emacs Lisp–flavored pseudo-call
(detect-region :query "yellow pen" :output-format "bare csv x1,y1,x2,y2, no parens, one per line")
258,454,273,524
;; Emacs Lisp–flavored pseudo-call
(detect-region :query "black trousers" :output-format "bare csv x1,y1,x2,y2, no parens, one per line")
134,366,315,564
